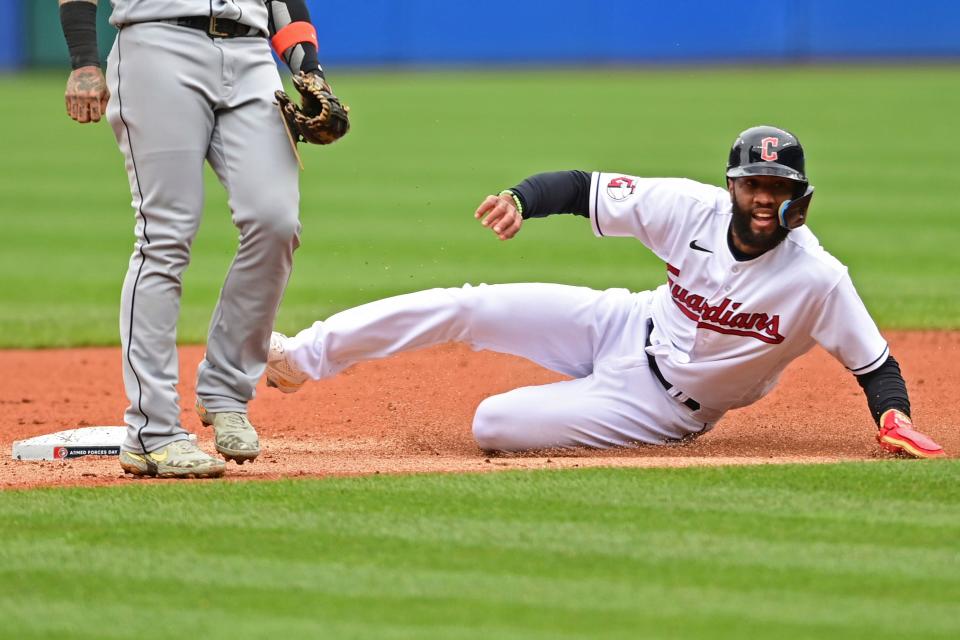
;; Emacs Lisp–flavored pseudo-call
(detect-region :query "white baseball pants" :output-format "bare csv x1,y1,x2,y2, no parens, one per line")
284,284,714,451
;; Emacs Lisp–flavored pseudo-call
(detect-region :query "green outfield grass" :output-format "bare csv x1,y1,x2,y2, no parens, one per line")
1,65,959,347
1,462,958,639
3,65,958,640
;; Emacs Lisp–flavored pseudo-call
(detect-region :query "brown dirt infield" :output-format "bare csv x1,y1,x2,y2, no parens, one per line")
2,331,957,490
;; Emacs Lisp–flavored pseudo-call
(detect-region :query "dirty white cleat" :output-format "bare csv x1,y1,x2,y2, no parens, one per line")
265,331,308,394
119,440,226,478
196,400,261,464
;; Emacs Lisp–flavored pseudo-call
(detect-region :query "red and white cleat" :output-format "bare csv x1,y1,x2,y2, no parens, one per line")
876,409,946,459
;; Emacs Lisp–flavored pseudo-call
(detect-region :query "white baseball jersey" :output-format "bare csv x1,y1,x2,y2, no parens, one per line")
108,1,269,32
590,173,889,413
278,172,891,451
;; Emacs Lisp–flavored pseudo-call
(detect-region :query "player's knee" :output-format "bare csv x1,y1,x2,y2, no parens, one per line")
144,234,194,275
233,187,299,240
272,215,302,245
472,396,522,452
251,212,302,247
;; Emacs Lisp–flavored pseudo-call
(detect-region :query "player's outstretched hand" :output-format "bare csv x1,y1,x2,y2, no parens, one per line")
474,194,523,240
876,409,946,459
65,66,109,124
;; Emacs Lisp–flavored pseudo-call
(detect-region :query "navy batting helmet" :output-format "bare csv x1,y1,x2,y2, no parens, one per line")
727,125,814,229
726,125,807,188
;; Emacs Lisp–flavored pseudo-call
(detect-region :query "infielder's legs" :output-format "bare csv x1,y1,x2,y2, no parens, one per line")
106,25,219,453
196,37,301,413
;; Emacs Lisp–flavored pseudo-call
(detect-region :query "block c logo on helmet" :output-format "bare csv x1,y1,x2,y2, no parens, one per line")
760,137,779,161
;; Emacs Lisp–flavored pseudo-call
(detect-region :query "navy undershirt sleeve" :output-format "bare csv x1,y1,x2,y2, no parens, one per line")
855,354,910,425
508,171,591,219
59,2,100,69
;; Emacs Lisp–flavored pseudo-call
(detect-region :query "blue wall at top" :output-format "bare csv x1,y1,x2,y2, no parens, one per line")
808,0,960,57
308,1,793,65
2,0,959,69
305,0,960,65
0,0,22,69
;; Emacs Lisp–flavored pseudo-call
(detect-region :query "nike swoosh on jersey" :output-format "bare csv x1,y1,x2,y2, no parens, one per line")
689,240,713,253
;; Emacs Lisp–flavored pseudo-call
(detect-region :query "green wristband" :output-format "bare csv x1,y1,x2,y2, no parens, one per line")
498,190,524,218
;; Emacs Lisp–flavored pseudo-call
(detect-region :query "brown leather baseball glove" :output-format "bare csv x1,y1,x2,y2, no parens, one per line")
275,72,350,145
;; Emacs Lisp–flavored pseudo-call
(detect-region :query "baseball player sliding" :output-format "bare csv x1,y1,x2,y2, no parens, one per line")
59,0,349,478
266,125,945,459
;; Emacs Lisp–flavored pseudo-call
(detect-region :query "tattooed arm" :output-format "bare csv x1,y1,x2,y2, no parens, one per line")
59,0,109,123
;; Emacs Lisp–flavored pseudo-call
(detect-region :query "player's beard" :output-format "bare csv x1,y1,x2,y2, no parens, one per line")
730,199,790,255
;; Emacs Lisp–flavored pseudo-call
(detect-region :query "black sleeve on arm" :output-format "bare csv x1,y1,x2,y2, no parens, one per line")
508,170,592,219
59,1,100,69
856,354,911,425
267,0,322,76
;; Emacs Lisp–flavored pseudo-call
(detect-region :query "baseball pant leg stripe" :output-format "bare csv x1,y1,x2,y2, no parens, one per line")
107,24,213,453
114,27,153,455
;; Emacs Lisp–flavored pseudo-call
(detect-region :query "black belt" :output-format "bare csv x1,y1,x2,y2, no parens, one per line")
155,16,264,38
645,320,701,412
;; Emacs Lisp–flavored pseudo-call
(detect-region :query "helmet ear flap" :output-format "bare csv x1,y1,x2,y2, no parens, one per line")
778,186,814,229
